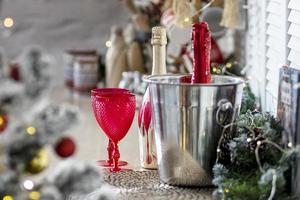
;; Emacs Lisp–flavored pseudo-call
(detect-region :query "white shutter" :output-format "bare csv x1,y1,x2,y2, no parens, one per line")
264,0,288,113
287,0,300,70
244,0,291,112
246,0,266,109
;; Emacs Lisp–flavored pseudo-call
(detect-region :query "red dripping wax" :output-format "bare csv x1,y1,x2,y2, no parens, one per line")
191,22,211,84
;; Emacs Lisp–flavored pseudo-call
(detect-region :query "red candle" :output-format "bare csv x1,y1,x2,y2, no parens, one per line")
191,22,211,84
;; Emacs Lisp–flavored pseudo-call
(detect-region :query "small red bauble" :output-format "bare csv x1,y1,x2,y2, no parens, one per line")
0,115,8,133
9,63,21,81
55,137,76,158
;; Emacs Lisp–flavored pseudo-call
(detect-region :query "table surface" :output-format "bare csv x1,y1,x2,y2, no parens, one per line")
42,87,213,199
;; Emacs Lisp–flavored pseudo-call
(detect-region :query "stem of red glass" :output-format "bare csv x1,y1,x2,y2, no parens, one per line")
107,140,114,165
112,141,121,172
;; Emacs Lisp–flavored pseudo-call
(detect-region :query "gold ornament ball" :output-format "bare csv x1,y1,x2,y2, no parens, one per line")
3,195,13,200
25,149,49,174
0,115,8,133
28,191,41,200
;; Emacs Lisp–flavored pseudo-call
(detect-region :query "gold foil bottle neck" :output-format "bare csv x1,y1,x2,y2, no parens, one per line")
151,26,167,46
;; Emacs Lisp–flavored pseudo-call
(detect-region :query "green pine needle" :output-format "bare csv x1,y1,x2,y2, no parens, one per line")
213,109,299,200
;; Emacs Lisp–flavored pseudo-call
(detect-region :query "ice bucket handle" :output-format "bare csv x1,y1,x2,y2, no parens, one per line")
216,99,233,127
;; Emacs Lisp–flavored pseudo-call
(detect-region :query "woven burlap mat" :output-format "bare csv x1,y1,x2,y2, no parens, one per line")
103,170,213,200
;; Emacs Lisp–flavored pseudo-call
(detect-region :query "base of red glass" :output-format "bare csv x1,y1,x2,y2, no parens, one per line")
100,167,132,173
97,160,128,167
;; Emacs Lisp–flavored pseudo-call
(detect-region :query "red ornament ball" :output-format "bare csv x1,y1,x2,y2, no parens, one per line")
9,63,21,81
0,115,8,133
55,137,76,158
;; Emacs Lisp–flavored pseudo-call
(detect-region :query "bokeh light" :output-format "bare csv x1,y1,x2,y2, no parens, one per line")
225,62,232,69
3,17,14,28
29,191,40,200
26,126,36,135
184,17,190,23
105,40,112,48
23,180,34,190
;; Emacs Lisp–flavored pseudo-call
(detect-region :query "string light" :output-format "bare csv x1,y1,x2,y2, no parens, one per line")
3,17,14,28
28,191,40,200
212,67,217,73
26,126,36,135
247,138,252,142
288,142,293,148
23,180,34,190
184,17,190,23
225,63,233,69
105,40,112,48
3,196,13,200
224,188,230,193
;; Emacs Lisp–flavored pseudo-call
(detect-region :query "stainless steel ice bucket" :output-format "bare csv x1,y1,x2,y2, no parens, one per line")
145,74,244,186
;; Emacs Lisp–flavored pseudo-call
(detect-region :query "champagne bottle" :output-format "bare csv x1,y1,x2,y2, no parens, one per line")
191,22,211,84
138,26,167,169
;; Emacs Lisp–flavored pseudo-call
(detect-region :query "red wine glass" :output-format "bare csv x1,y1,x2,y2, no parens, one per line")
91,88,130,167
91,89,136,172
